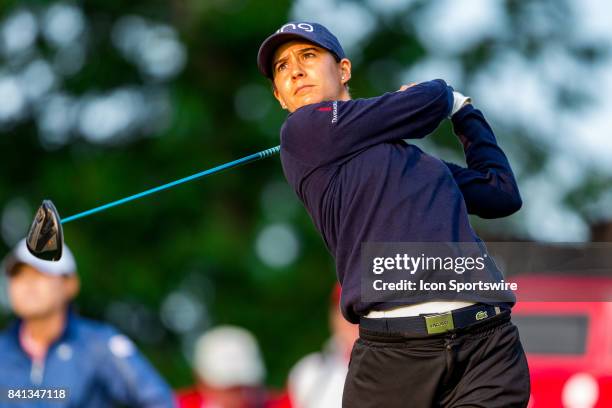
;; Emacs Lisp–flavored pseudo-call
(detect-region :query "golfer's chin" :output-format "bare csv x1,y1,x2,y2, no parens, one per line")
290,94,328,112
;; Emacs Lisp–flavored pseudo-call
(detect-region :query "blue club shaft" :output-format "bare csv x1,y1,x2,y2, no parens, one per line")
61,145,281,224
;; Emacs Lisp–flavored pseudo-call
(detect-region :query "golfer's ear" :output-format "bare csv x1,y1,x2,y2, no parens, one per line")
340,58,352,85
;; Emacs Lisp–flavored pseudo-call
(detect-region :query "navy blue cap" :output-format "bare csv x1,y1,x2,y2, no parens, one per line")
257,22,346,79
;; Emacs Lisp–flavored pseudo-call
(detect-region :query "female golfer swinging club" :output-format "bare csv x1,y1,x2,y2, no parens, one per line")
257,22,530,407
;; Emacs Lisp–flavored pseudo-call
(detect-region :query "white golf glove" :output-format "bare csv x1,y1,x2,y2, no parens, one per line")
450,91,471,118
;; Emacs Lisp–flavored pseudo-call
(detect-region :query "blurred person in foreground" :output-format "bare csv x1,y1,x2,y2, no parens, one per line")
287,285,358,408
177,325,289,408
0,239,175,408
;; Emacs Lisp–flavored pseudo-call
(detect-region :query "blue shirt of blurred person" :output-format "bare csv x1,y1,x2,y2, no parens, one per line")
0,310,176,408
0,239,176,408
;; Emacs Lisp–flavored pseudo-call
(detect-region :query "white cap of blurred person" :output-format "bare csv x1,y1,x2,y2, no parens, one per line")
195,326,265,389
287,284,359,408
177,325,275,408
0,239,175,407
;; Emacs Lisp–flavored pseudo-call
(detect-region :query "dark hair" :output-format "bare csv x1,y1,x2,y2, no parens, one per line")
6,261,27,277
5,261,74,278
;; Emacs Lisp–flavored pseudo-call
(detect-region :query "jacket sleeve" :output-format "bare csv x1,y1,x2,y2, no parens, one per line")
282,79,453,167
97,329,177,408
444,104,522,219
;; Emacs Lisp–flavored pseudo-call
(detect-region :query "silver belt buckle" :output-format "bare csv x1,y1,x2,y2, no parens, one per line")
424,311,455,334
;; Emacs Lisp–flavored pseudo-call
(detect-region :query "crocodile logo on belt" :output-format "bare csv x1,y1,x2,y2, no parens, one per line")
475,311,488,321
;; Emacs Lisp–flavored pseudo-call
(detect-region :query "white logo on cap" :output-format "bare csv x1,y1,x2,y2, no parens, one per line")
277,23,314,33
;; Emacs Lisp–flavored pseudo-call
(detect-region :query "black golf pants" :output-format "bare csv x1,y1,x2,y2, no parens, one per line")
342,311,530,408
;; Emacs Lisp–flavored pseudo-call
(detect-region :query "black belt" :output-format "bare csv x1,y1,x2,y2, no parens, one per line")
360,304,507,335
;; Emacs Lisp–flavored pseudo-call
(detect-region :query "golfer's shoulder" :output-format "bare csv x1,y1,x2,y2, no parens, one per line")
284,102,334,131
280,103,333,151
284,100,355,141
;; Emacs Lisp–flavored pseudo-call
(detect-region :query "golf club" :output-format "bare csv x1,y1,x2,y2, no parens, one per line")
26,145,281,261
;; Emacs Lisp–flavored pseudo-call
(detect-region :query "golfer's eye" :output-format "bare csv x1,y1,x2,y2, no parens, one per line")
303,52,315,59
276,62,287,73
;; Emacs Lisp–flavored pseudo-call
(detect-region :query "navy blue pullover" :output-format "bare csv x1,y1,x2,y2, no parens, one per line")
279,79,522,323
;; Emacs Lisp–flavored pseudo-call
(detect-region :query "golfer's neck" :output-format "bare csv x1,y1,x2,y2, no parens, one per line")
338,88,351,101
290,91,352,113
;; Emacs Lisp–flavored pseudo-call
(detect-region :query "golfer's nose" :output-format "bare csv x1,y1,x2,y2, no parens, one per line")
291,61,305,80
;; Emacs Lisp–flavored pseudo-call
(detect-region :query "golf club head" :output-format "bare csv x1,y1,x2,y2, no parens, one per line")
26,200,63,261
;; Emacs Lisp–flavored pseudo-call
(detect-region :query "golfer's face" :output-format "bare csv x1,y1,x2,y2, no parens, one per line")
8,265,69,319
272,41,347,112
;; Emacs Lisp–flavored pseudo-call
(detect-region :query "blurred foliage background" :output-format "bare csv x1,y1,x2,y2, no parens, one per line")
1,0,611,389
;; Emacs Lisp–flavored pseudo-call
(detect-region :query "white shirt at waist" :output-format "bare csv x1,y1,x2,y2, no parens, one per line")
365,301,476,318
